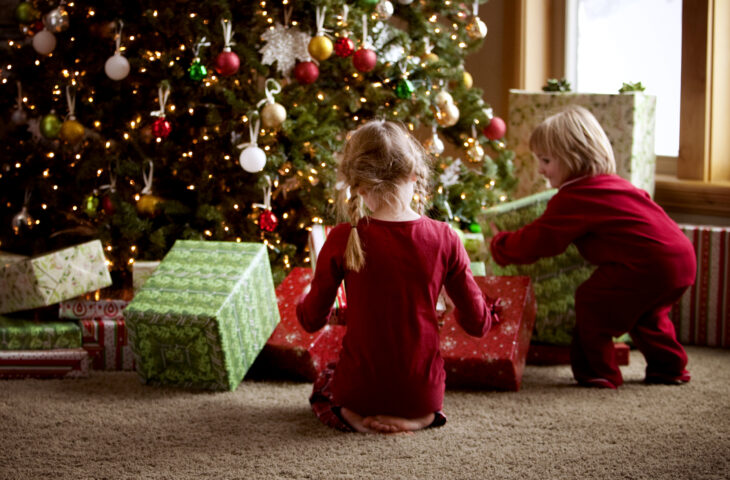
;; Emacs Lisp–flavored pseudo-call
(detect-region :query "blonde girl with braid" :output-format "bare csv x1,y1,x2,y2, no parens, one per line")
297,120,499,434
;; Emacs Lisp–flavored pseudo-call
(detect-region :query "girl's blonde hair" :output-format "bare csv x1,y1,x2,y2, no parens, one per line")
336,120,432,271
529,105,616,178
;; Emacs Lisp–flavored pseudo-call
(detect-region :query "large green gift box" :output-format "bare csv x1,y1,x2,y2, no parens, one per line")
0,316,82,350
480,190,595,345
124,240,280,391
0,240,112,315
507,90,656,198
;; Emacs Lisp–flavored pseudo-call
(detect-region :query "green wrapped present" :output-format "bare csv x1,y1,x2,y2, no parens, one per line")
0,316,82,350
470,261,486,277
507,90,656,199
124,240,280,391
0,240,112,315
480,190,595,345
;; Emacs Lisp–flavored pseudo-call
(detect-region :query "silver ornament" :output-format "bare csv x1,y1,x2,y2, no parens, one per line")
375,0,394,20
466,16,488,40
11,206,34,235
43,7,70,33
424,132,444,155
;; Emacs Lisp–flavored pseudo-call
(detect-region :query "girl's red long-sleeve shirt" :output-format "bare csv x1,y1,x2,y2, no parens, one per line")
297,216,491,418
490,174,696,289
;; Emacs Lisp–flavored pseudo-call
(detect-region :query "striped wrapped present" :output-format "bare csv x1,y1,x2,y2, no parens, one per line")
308,225,347,310
0,348,89,379
670,224,729,348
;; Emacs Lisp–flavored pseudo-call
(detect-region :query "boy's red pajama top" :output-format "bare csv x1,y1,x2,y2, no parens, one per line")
297,216,491,418
489,174,695,290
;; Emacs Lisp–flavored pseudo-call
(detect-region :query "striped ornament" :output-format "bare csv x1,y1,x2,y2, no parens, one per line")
670,225,730,348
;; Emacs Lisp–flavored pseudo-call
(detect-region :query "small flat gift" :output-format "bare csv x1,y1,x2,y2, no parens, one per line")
256,267,345,381
0,315,82,350
59,299,128,320
0,240,112,315
440,275,536,391
0,348,89,379
124,240,280,391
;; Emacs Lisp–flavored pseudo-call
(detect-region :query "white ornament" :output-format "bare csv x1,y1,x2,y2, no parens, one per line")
260,23,312,77
398,0,414,4
32,29,56,55
425,132,445,156
375,0,394,20
105,54,130,81
239,146,267,173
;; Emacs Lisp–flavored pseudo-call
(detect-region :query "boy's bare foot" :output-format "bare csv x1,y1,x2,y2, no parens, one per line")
362,413,436,434
339,407,374,433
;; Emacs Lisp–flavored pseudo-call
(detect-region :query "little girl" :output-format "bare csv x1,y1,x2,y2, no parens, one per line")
297,120,498,433
490,106,696,389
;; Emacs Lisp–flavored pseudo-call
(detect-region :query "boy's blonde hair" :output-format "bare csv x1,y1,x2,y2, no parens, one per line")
336,120,431,271
529,105,616,178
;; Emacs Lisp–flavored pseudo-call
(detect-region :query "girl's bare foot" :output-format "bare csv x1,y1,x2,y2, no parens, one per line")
362,413,436,434
339,407,374,433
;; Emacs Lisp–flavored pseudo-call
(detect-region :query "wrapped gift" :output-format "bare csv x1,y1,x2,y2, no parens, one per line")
508,90,656,198
124,240,280,390
440,275,536,391
0,348,89,379
0,240,112,315
308,225,347,309
463,232,487,262
255,267,345,381
527,342,630,366
670,225,730,348
80,318,135,370
470,261,486,277
480,190,595,346
59,299,128,320
133,260,160,292
0,316,82,350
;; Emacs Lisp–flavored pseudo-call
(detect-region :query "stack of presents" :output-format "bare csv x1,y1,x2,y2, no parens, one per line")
2,91,727,391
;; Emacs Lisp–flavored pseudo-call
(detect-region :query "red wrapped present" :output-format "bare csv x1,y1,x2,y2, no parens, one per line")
257,267,345,381
527,342,630,366
439,276,536,391
0,348,89,379
671,224,730,348
79,318,135,371
59,299,129,320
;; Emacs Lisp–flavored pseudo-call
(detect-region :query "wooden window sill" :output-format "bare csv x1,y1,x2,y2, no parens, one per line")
654,174,730,217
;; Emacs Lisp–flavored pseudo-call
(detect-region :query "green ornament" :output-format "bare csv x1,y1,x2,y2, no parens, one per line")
15,2,40,23
395,78,415,99
40,113,62,139
84,193,99,217
188,59,208,81
468,222,482,233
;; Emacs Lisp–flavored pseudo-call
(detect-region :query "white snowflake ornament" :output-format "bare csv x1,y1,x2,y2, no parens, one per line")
260,23,312,77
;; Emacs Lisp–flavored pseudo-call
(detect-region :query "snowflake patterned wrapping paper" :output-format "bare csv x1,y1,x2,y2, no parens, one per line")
123,240,281,391
0,240,112,315
256,267,345,381
670,225,730,348
440,275,536,391
0,348,89,379
0,315,82,350
480,190,595,346
507,90,656,199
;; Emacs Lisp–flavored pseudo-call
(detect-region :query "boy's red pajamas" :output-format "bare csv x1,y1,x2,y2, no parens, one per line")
298,216,492,427
490,175,696,386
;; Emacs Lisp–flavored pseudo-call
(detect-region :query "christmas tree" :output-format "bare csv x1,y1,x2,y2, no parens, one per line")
1,0,515,284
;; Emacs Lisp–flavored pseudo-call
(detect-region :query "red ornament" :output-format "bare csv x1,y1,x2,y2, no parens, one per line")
214,50,240,76
353,48,377,73
101,195,115,215
293,61,319,85
334,37,355,57
483,116,506,140
151,117,172,139
259,209,279,232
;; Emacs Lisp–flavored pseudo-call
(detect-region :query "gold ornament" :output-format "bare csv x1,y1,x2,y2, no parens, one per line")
424,133,445,155
261,102,287,129
466,143,485,163
466,16,488,40
435,102,460,127
59,119,85,144
421,52,439,64
137,194,163,216
463,71,473,89
435,91,454,108
308,36,333,61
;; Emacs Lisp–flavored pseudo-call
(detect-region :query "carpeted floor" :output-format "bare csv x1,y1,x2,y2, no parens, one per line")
2,346,729,480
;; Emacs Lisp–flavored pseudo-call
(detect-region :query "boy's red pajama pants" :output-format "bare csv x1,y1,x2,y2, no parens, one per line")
570,264,691,387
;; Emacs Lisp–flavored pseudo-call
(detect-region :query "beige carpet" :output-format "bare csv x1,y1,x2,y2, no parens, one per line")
2,346,729,480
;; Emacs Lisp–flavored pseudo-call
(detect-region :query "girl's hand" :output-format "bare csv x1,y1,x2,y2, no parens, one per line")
488,221,500,237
